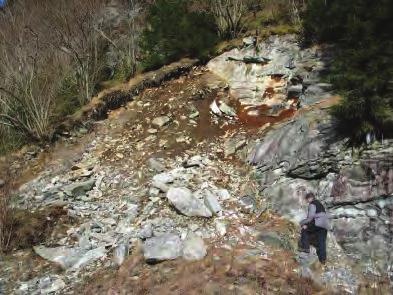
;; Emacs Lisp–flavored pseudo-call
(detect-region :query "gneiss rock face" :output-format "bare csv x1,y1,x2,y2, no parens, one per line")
249,106,393,277
166,187,212,218
208,34,333,116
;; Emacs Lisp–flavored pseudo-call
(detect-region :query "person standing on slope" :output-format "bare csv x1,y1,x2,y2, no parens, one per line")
298,192,330,265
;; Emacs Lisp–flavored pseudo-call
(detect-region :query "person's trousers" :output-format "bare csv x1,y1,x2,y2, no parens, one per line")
299,225,327,263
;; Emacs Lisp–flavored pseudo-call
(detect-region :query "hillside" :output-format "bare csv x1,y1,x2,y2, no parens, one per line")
1,1,393,294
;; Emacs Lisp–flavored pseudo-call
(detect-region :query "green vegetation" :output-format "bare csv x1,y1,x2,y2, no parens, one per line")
140,0,219,70
303,0,393,144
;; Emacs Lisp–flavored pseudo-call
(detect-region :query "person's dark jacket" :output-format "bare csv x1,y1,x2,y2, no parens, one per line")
300,199,330,230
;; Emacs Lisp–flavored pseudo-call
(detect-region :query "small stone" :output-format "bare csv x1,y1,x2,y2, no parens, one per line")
215,220,227,236
217,189,231,201
100,217,117,226
176,136,187,143
116,153,124,159
147,128,158,134
139,223,153,239
159,139,168,148
210,100,222,116
224,140,236,157
219,102,237,117
189,111,200,119
113,243,129,266
153,172,174,184
204,191,222,215
184,155,203,168
0,179,5,188
239,195,257,213
148,158,166,172
71,246,107,270
149,187,160,198
152,116,171,128
40,276,66,294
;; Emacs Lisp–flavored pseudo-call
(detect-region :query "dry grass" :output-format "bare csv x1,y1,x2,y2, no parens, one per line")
0,174,67,253
80,243,326,295
0,176,15,252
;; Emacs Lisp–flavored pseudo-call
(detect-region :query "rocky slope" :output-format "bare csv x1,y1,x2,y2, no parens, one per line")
1,35,392,294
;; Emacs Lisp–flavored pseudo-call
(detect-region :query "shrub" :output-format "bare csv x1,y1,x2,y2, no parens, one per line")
0,176,67,253
303,0,393,144
140,0,219,70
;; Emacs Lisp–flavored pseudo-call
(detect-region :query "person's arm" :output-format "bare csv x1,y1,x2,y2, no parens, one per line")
300,204,316,226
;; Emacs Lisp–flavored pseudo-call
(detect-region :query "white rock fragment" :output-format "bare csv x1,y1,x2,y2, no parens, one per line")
210,100,222,116
215,220,227,237
113,243,129,266
203,191,222,215
182,233,207,261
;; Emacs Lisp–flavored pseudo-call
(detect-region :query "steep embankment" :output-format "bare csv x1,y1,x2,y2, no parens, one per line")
1,35,392,294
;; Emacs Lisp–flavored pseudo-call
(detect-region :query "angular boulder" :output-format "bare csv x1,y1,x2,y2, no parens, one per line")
143,234,182,262
152,116,171,128
62,179,96,197
166,187,212,217
33,245,106,270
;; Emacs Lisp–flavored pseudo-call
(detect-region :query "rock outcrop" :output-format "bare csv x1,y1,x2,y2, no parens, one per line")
248,106,393,280
208,35,333,119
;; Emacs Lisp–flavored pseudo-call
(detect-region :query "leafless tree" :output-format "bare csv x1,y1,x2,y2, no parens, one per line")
104,0,144,79
0,0,146,146
48,0,108,105
289,0,305,25
209,0,247,39
0,1,64,141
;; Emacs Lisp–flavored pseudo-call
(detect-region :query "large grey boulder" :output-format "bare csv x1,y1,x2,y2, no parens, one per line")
166,187,212,217
143,234,182,262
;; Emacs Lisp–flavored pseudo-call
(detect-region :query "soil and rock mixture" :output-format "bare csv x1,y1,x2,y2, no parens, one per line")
1,35,392,294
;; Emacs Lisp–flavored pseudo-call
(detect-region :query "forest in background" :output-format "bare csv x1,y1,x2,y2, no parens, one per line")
0,0,391,154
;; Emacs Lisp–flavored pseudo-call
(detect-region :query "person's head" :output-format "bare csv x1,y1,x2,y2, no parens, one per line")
305,192,315,204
